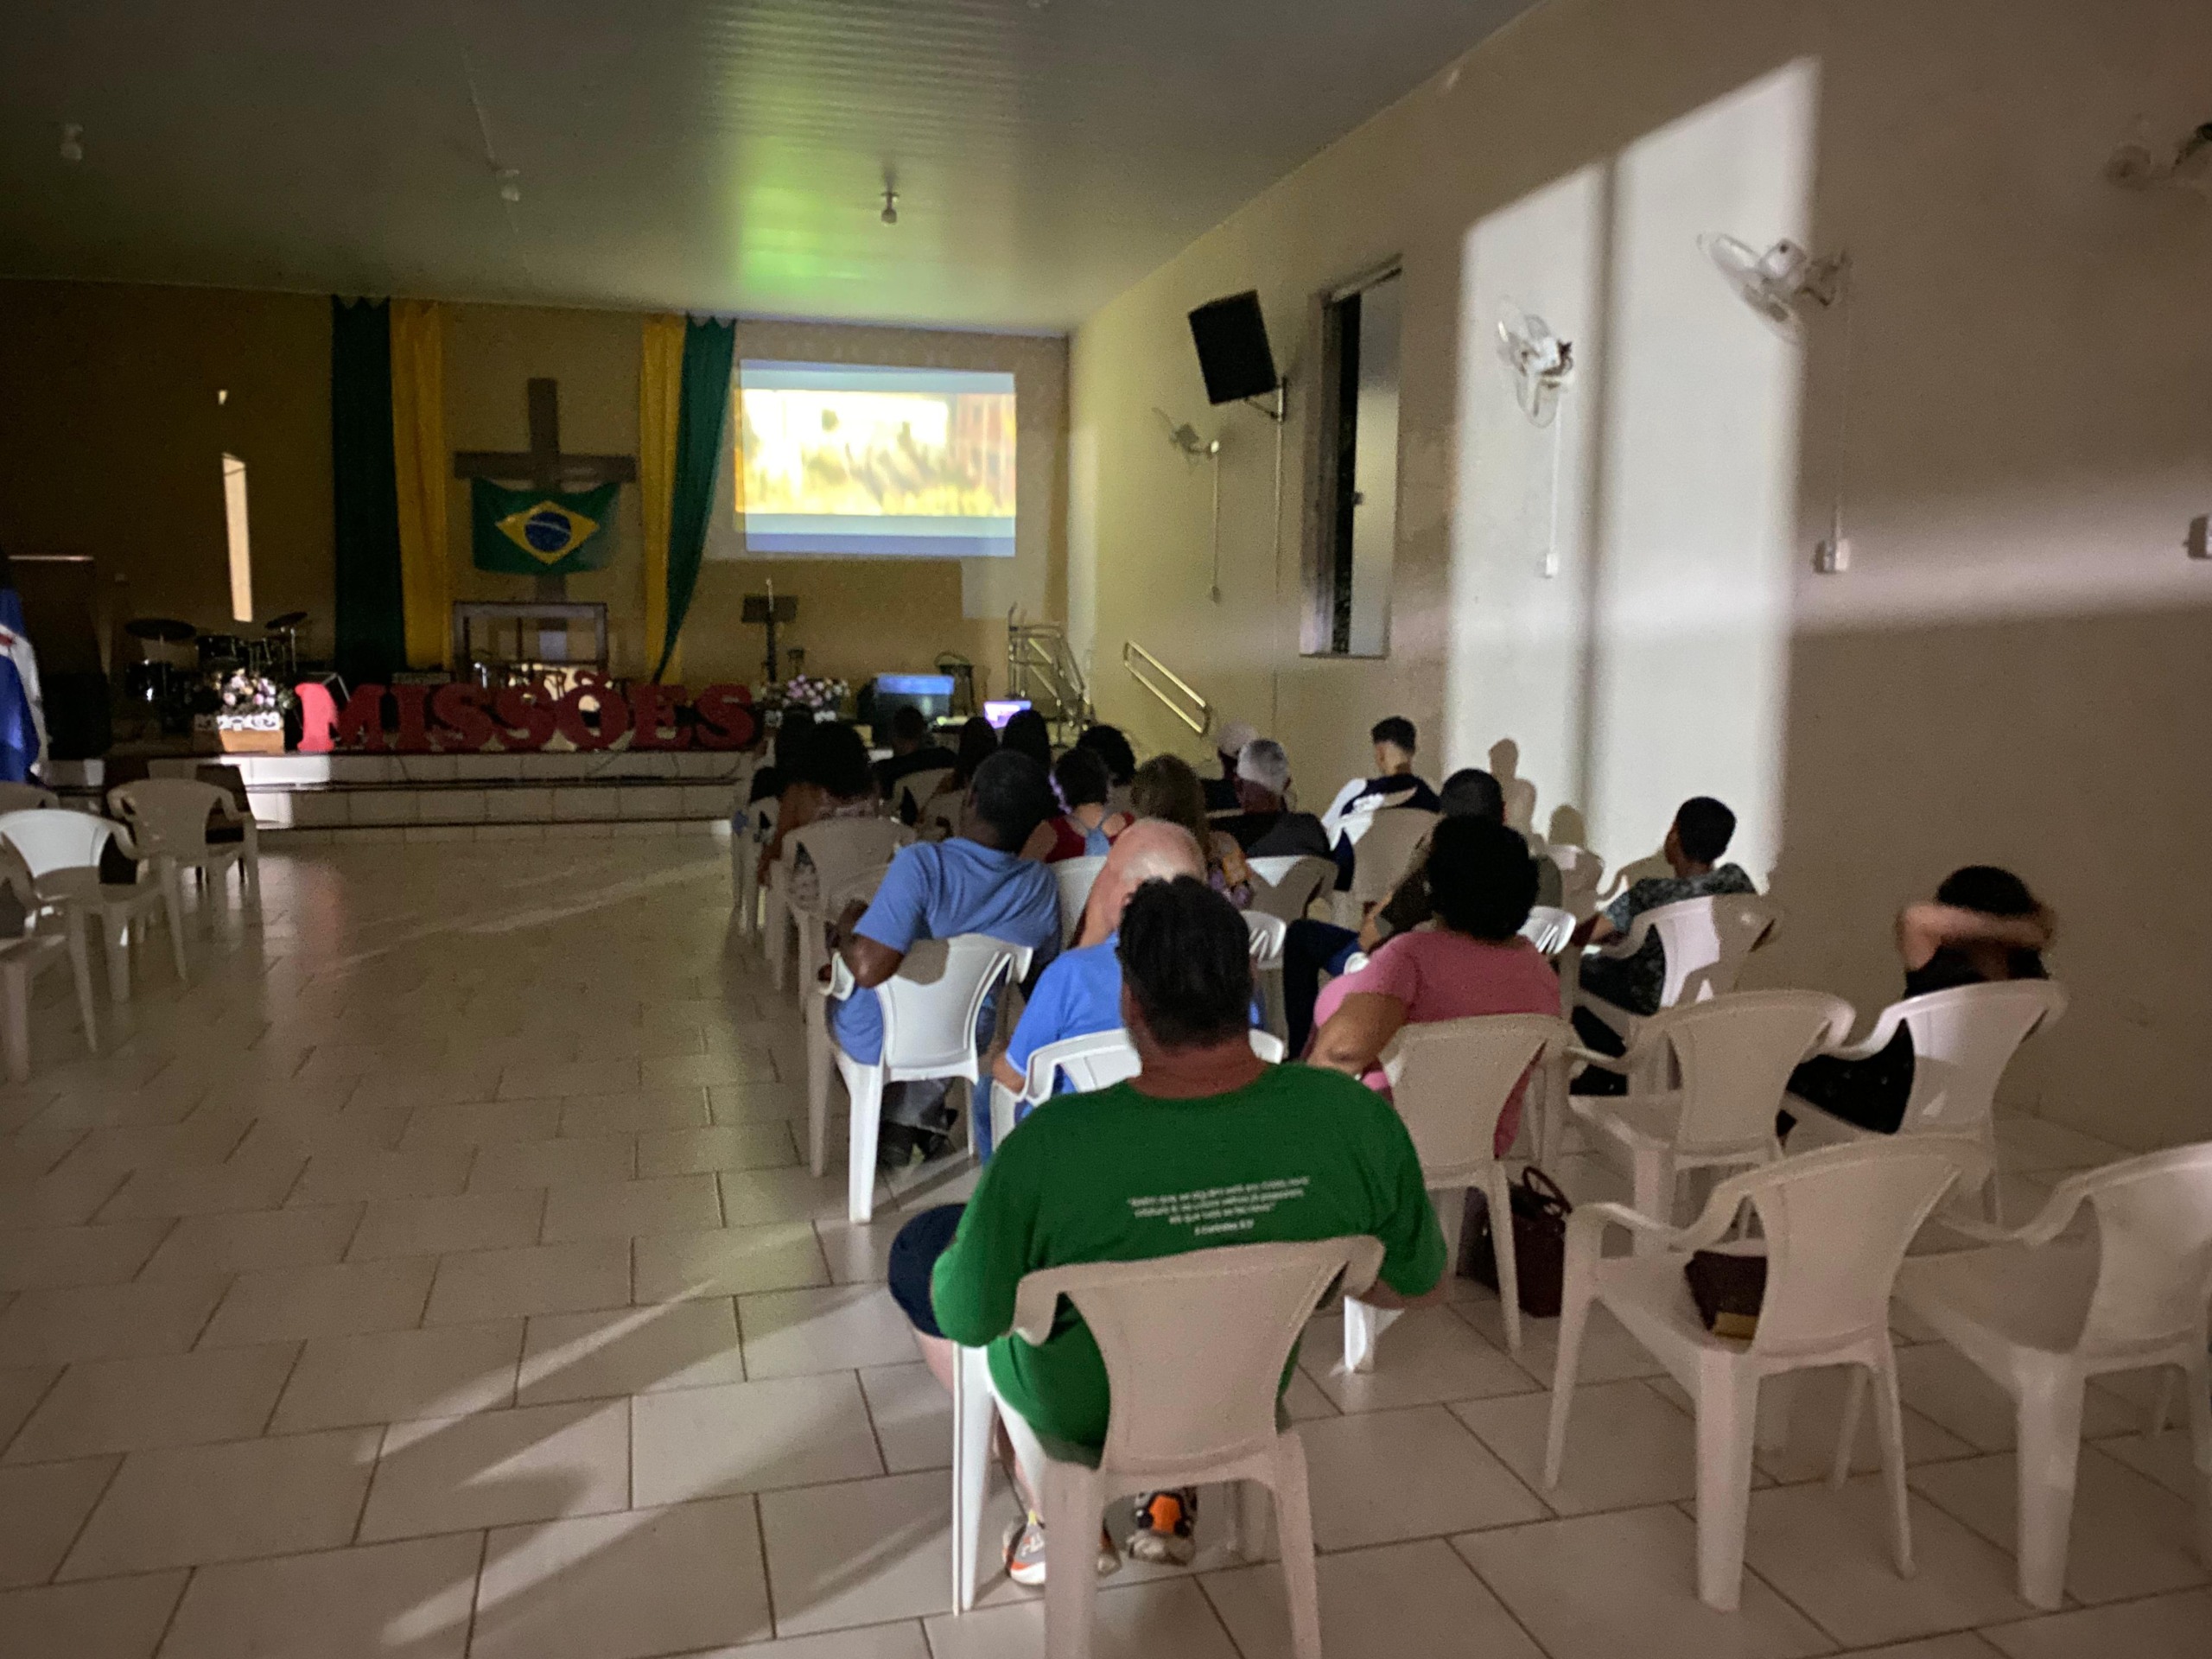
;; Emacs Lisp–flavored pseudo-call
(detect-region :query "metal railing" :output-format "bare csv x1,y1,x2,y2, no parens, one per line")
1007,614,1091,741
1121,639,1211,736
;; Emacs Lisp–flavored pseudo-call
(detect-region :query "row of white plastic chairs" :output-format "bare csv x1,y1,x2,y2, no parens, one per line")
0,779,259,1080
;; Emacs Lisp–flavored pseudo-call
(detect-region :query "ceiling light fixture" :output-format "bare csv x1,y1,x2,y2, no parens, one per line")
880,185,899,226
59,123,84,162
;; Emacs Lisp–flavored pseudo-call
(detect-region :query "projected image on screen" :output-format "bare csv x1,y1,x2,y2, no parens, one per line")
735,361,1017,558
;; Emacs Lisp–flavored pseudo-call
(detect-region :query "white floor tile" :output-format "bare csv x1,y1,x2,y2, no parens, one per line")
7,1342,298,1459
346,1189,545,1259
1300,1306,1538,1414
1203,1536,1544,1659
632,1371,883,1503
156,1532,480,1659
1455,1378,1701,1515
270,1319,524,1431
760,1469,957,1637
927,1578,1241,1659
740,1284,918,1377
516,1300,745,1403
1296,1403,1548,1551
858,1362,952,1473
0,1571,186,1659
1980,1588,2212,1658
359,1400,629,1541
423,1240,631,1325
0,1455,116,1586
632,1223,828,1300
198,1256,435,1346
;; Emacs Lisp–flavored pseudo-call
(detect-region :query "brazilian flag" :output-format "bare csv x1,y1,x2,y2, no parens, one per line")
470,480,620,575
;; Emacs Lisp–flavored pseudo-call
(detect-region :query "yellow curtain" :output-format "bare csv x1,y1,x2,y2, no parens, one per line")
639,314,686,683
388,299,450,669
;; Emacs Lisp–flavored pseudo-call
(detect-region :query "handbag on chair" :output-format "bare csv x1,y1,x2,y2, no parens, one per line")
1460,1166,1572,1318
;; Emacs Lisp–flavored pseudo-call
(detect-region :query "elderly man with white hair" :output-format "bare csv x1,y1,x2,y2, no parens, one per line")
987,819,1208,1113
1201,718,1261,811
1216,737,1332,858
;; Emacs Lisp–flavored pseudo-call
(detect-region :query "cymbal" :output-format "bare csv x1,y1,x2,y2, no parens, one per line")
124,617,197,642
264,611,308,632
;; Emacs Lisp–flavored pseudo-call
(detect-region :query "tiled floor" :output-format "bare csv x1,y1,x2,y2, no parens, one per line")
0,836,2199,1658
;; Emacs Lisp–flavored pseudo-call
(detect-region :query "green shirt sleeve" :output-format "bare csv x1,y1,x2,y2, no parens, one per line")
928,1143,1038,1346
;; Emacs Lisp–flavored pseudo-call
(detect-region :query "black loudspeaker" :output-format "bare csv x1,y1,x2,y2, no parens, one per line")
1187,290,1279,404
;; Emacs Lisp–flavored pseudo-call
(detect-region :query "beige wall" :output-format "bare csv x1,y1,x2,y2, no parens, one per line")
0,283,1066,696
1070,0,2212,1148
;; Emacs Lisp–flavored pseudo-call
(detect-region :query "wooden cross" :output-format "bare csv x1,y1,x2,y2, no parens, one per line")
454,378,637,601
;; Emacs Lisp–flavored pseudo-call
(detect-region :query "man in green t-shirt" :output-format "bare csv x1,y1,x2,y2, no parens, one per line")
885,875,1446,1587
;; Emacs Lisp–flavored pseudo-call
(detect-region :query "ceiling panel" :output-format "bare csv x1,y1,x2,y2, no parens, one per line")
0,0,1537,329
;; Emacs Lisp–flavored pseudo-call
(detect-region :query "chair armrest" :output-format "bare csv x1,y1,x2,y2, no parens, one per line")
1945,1166,2092,1249
814,954,857,1004
1593,911,1656,961
1824,1002,1910,1061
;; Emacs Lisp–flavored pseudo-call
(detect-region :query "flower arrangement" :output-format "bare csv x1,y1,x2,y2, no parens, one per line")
764,675,849,718
204,669,296,732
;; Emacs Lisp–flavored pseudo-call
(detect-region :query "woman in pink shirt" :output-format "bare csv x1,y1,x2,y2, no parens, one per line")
1307,816,1558,1156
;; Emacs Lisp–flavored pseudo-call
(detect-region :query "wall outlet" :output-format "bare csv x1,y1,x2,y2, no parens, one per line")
1813,535,1851,575
2187,514,2209,560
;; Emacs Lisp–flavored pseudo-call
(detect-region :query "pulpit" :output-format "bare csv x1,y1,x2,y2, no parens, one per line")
452,601,609,690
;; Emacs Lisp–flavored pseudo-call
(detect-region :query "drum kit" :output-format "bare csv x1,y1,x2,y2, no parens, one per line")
124,612,308,733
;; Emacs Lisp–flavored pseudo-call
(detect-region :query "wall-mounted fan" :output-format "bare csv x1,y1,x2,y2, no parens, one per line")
1496,305,1573,427
1699,235,1847,332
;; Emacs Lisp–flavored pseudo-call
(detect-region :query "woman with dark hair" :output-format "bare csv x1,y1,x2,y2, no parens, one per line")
1026,746,1115,862
1787,866,2056,1135
1306,816,1560,1157
999,708,1054,772
918,715,1000,833
1075,723,1138,816
760,721,880,893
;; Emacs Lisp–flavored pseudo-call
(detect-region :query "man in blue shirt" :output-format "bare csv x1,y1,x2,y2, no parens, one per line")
988,820,1205,1117
830,751,1064,1166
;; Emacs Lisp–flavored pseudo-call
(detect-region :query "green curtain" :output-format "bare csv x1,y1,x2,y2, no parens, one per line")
654,316,737,683
330,298,406,686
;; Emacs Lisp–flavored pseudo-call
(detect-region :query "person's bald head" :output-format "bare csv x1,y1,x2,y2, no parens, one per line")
1090,819,1205,936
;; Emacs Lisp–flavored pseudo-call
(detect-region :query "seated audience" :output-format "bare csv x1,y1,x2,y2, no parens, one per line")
1216,739,1330,859
1322,716,1442,890
887,876,1445,1580
1567,796,1755,1088
1202,719,1260,812
745,707,814,810
1307,817,1560,1157
1787,867,2055,1135
989,820,1205,1114
919,715,1001,832
775,723,885,910
1089,753,1249,937
874,705,957,823
1026,746,1116,862
999,708,1056,773
828,752,1063,1166
1281,767,1528,1052
760,719,877,886
1075,723,1138,817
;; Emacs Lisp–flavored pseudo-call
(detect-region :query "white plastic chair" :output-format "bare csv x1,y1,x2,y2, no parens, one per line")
1786,981,2067,1224
732,794,777,938
1548,843,1605,921
1579,893,1782,1047
1339,808,1436,924
786,818,914,1001
807,933,1033,1224
951,1236,1385,1658
1245,855,1334,924
1545,1139,1982,1610
987,1027,1286,1154
0,808,179,999
106,779,260,931
920,785,964,842
1344,1013,1573,1366
1568,991,1855,1243
1886,1142,2212,1608
0,784,59,814
1052,855,1108,949
1520,905,1575,956
1245,910,1288,1040
893,766,954,825
0,842,97,1080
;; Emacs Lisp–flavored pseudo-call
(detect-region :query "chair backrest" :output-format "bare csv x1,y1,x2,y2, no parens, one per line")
1548,843,1605,918
1713,1140,1978,1359
0,785,60,815
1350,809,1437,906
1382,1014,1570,1181
1243,910,1286,969
919,787,963,842
787,817,912,914
2063,1143,2212,1357
1891,981,2068,1135
1520,906,1575,955
894,767,953,823
877,933,1033,1077
106,779,226,858
1641,893,1781,1008
1023,1028,1142,1099
0,808,118,879
827,861,894,915
1652,990,1855,1160
1053,855,1108,947
1009,1237,1385,1481
1244,855,1334,923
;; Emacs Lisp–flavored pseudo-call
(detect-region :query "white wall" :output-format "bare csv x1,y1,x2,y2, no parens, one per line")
1068,0,2212,1149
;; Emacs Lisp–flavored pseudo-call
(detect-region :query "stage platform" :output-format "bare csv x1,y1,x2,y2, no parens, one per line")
49,751,753,842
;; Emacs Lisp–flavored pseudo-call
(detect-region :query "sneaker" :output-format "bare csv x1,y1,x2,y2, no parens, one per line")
875,1122,953,1173
1002,1511,1122,1588
1126,1488,1198,1565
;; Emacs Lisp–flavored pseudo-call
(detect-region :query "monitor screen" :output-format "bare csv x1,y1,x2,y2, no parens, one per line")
982,699,1031,730
733,361,1016,559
